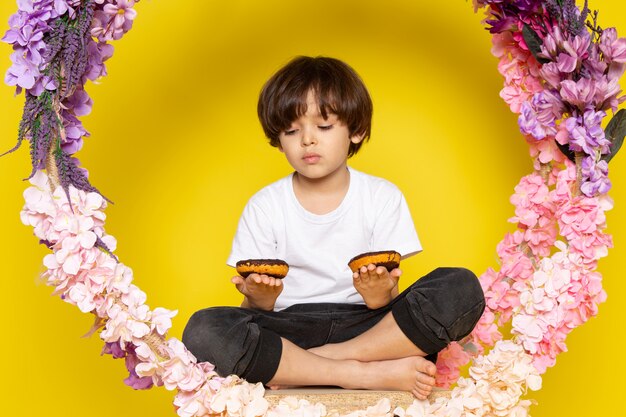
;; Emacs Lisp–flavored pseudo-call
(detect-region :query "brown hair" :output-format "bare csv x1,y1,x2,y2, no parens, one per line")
257,56,373,158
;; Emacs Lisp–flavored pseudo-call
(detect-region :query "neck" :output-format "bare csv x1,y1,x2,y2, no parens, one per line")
293,164,350,195
292,164,351,215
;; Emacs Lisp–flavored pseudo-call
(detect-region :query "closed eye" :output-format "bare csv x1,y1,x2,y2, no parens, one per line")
283,129,298,136
318,125,333,130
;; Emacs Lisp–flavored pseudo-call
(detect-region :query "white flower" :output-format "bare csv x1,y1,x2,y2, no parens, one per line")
151,307,178,335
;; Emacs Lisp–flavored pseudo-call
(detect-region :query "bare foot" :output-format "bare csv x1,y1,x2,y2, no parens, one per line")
352,356,437,400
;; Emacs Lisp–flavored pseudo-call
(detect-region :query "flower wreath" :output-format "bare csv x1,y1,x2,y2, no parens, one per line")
3,1,625,416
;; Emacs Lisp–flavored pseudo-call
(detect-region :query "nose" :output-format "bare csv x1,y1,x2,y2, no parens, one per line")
301,127,316,147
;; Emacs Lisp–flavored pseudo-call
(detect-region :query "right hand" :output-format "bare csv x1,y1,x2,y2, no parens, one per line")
231,273,283,311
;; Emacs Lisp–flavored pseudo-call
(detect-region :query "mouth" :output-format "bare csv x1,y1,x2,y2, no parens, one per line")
302,153,321,164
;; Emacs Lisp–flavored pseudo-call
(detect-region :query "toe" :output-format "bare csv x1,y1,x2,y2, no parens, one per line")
411,388,428,400
416,371,435,387
416,356,437,377
415,381,433,394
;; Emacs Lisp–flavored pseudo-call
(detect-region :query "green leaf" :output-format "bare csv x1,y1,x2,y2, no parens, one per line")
522,24,550,64
556,141,577,163
602,109,626,162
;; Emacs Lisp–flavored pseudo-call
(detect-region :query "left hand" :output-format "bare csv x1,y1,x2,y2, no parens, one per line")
353,263,402,309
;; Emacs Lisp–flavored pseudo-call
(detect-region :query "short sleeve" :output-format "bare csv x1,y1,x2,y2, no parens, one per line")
371,186,422,259
226,201,277,267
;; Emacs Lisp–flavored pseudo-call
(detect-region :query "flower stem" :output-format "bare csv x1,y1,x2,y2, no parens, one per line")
574,152,583,196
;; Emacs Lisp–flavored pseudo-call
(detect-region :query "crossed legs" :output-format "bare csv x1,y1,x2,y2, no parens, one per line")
183,267,485,400
267,311,437,399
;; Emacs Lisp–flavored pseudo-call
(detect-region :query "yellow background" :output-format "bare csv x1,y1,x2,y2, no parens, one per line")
0,0,623,416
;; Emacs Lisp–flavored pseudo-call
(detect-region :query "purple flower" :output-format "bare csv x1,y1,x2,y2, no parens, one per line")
124,351,154,390
541,31,558,60
60,110,89,154
581,47,608,80
561,31,590,62
518,90,564,139
593,76,623,112
540,27,590,72
102,342,154,390
599,27,626,64
83,39,114,82
27,73,57,96
563,108,610,155
5,49,40,89
2,1,64,95
92,0,137,42
63,87,93,117
539,62,562,89
478,0,544,34
581,156,611,196
3,20,42,49
102,341,126,359
556,52,577,73
559,78,597,110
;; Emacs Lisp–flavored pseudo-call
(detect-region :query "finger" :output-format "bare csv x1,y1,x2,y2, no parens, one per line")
367,263,378,280
359,265,370,282
353,271,360,280
390,268,402,284
250,273,262,284
261,274,270,285
231,276,245,292
376,265,388,276
274,278,282,287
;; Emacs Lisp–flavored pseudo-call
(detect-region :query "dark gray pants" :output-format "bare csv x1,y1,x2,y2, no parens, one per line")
182,267,485,384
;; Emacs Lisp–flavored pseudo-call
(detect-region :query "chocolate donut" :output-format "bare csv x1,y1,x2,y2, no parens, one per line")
236,259,289,279
348,250,401,273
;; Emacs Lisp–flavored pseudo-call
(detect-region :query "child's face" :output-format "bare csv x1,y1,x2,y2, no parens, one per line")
278,90,363,182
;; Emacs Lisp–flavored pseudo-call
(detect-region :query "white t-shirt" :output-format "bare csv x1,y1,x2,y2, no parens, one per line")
227,167,422,311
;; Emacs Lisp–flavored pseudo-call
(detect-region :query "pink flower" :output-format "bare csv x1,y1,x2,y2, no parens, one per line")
100,302,151,345
526,134,567,165
511,174,551,208
599,28,626,64
135,338,216,394
494,41,543,115
491,32,516,59
209,378,268,417
470,309,502,348
511,314,545,353
174,383,215,417
559,78,597,110
103,0,137,29
467,341,541,415
496,231,535,281
523,216,557,257
557,196,606,239
93,0,137,41
435,342,471,388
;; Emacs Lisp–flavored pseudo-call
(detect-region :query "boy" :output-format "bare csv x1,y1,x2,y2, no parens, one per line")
182,56,485,399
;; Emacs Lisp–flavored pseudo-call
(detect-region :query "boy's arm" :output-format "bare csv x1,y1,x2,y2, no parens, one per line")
232,273,283,311
353,264,402,309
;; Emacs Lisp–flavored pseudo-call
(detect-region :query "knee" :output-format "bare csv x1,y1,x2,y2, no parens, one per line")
447,267,485,309
182,307,243,367
426,267,484,307
438,267,485,340
406,267,485,342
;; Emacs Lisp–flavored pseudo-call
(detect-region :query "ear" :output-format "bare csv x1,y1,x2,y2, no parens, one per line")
350,132,365,144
